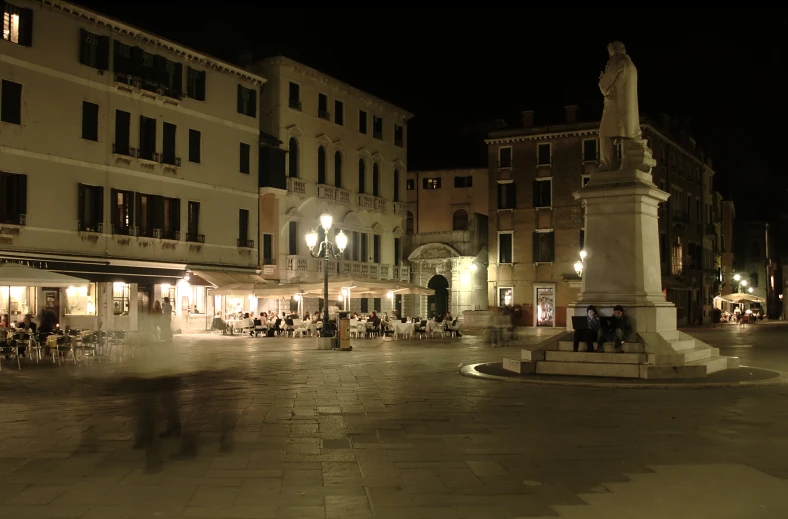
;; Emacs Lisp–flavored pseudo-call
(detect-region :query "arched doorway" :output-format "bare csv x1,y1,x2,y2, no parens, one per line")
427,274,449,319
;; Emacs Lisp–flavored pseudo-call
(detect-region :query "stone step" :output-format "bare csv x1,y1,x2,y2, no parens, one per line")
536,361,641,378
557,341,644,353
642,355,740,379
545,351,647,364
503,358,536,374
669,339,696,352
681,346,713,363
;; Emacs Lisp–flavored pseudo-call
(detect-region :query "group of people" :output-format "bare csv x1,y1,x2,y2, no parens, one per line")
572,304,632,353
142,297,173,341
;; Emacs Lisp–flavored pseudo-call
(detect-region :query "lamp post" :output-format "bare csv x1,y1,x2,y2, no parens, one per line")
574,249,587,278
305,213,347,341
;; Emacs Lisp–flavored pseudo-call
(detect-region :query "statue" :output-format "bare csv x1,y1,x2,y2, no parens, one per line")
598,41,641,171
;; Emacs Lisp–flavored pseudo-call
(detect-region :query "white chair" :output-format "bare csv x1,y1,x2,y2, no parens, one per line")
293,319,310,337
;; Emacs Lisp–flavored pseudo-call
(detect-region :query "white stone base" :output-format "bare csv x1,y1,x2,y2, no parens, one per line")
315,337,334,350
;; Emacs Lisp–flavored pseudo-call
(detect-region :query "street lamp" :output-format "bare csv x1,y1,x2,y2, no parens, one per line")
574,249,587,278
305,213,347,339
748,287,754,294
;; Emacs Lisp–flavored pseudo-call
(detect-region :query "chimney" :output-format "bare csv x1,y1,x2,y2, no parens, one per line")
564,105,578,123
521,110,534,128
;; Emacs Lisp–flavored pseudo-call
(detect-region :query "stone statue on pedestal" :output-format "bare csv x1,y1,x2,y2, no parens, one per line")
598,41,642,171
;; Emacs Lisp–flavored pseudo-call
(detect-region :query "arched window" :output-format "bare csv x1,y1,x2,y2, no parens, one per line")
406,211,414,234
334,151,342,188
452,209,468,231
317,146,326,184
393,169,400,202
358,159,366,194
288,138,299,178
372,163,380,196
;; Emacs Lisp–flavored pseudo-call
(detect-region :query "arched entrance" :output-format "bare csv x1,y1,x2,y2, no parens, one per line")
427,275,449,319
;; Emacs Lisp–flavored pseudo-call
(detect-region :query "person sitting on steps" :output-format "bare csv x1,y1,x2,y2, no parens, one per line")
573,305,599,352
597,305,632,353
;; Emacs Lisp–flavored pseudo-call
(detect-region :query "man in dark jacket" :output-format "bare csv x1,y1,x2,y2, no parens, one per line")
573,305,600,352
597,305,632,353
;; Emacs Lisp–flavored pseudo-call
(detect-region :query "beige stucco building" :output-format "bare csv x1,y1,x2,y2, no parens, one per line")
404,168,488,318
251,56,413,315
0,0,264,331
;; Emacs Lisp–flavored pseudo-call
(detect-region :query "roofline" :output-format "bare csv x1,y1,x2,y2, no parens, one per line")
258,55,414,121
408,167,488,174
46,0,267,85
485,116,712,171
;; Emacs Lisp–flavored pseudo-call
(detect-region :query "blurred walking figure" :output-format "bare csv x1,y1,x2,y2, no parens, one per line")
152,300,162,340
161,297,173,341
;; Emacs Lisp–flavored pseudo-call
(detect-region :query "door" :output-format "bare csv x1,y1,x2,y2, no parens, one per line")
427,275,449,319
137,285,151,315
535,287,554,327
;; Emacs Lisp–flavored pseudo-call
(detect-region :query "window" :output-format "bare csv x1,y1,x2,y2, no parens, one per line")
373,235,381,263
114,110,130,155
532,231,555,263
394,237,401,266
497,182,516,210
318,93,329,120
672,238,683,275
65,283,97,316
186,67,206,101
580,229,585,250
660,234,667,265
110,189,134,235
454,176,472,188
453,209,468,231
334,100,343,125
533,178,552,208
112,41,132,81
288,221,297,255
334,151,342,188
188,129,200,163
360,298,369,313
139,116,156,161
317,146,326,184
0,172,26,225
237,85,256,118
537,143,551,165
351,231,360,261
81,101,99,141
687,194,692,217
583,139,598,162
238,209,251,247
288,138,299,177
158,58,183,99
423,177,441,189
359,110,367,134
135,193,154,237
240,142,250,174
77,183,103,232
2,3,32,46
372,115,383,139
162,122,177,165
262,234,274,265
393,169,400,202
406,211,414,234
159,196,179,240
582,175,591,187
373,297,381,312
1,80,22,125
498,233,513,264
112,282,130,315
358,159,366,194
79,29,109,70
394,124,404,147
288,82,300,110
187,201,202,242
498,147,512,168
360,233,368,263
407,179,415,190
498,287,513,307
372,163,380,196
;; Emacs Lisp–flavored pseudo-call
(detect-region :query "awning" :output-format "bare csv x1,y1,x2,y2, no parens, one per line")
726,292,766,303
192,270,268,288
0,263,89,288
299,277,434,297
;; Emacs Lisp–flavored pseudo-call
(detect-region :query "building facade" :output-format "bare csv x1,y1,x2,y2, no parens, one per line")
404,168,488,319
733,221,768,314
486,107,723,327
252,56,413,315
718,200,735,310
0,0,264,331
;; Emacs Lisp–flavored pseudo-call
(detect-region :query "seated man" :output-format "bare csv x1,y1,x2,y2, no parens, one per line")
573,305,599,352
597,305,632,353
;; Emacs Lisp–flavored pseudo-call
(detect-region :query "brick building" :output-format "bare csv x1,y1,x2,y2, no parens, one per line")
486,106,725,327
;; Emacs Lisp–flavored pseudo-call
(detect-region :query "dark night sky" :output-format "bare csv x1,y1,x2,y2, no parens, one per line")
75,2,787,221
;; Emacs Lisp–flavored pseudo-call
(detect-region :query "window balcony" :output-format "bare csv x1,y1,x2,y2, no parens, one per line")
0,213,26,226
284,256,407,282
112,225,138,236
394,201,407,217
393,265,410,282
358,193,375,211
336,187,351,205
317,184,336,201
318,109,331,120
77,221,102,233
186,232,205,243
287,177,307,196
237,238,255,248
153,229,180,240
289,99,302,110
374,197,387,213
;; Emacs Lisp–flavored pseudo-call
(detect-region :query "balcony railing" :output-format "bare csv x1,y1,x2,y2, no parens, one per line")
337,187,351,205
112,143,136,157
374,197,387,213
162,155,181,167
289,99,302,110
318,109,330,120
285,256,410,282
394,201,407,217
1,213,26,226
77,221,102,233
113,225,138,236
317,184,336,201
373,130,382,140
393,265,410,282
186,232,205,243
287,177,307,196
238,238,255,248
358,193,375,210
287,255,308,273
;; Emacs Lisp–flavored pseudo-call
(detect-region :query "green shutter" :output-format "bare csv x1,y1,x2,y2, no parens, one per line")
532,232,539,263
97,36,110,70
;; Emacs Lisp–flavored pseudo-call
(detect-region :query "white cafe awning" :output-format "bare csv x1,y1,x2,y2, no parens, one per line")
0,263,89,288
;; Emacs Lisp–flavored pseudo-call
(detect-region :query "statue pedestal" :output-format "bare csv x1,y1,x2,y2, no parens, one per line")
502,140,739,379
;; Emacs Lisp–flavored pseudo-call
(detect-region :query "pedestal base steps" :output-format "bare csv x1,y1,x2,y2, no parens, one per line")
503,333,740,379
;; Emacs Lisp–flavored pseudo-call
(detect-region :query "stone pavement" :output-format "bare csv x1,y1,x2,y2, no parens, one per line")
1,328,788,518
